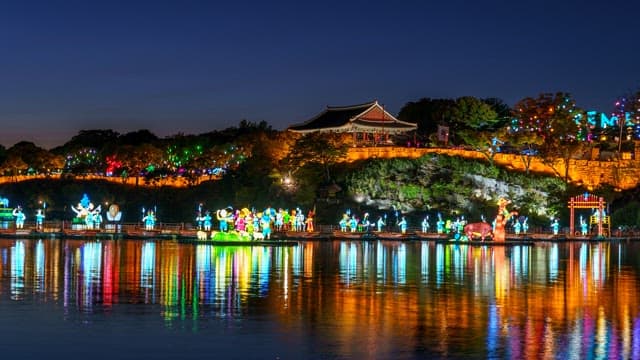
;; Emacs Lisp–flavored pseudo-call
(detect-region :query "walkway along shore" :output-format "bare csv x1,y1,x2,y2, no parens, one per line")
0,221,637,243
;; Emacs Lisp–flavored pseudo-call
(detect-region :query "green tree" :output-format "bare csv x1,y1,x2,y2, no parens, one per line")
447,96,499,132
505,127,541,174
457,127,508,167
116,144,164,186
483,98,512,124
283,132,349,182
62,147,102,175
446,97,505,166
512,92,587,181
6,141,55,174
33,152,65,174
1,154,28,181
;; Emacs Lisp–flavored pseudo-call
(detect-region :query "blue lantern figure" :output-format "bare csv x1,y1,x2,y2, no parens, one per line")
397,216,408,234
551,218,560,235
376,216,385,232
421,215,430,233
13,206,26,229
514,220,521,235
142,209,156,230
436,213,444,234
580,216,588,236
35,208,45,231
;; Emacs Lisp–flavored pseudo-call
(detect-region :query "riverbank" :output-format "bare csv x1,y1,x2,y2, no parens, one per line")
0,226,637,243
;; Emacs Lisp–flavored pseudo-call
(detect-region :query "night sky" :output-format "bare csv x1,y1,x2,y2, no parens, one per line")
1,0,638,149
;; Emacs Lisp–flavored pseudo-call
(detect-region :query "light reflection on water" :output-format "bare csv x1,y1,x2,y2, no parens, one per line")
0,238,638,359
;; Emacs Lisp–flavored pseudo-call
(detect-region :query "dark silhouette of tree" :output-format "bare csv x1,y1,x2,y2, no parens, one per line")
119,130,159,146
0,145,7,165
54,129,121,152
6,142,54,174
397,98,456,138
482,98,512,124
1,154,28,181
226,130,290,207
32,151,65,175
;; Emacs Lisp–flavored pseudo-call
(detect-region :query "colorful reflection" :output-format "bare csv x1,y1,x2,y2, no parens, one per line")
10,240,25,300
80,241,102,310
0,239,638,358
34,240,45,294
141,241,156,303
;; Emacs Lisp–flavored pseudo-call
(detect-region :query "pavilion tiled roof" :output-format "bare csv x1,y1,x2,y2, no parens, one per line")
288,101,417,134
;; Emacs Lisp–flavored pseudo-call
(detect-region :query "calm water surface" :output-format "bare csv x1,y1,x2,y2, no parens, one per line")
0,238,639,359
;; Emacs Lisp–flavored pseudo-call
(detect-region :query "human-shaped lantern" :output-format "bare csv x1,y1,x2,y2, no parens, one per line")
12,206,26,229
142,209,157,230
35,209,45,231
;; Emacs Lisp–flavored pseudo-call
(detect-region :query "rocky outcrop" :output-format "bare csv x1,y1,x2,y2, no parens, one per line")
346,147,640,190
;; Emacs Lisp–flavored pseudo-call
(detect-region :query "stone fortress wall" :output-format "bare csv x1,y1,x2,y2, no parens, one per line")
1,146,639,190
346,147,640,191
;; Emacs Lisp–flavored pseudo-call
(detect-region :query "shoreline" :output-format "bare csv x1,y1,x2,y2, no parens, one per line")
0,227,635,243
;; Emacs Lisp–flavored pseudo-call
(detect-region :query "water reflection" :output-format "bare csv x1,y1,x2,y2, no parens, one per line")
0,239,639,358
10,240,24,300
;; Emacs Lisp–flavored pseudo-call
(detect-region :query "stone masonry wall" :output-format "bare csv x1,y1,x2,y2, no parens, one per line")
345,147,640,190
1,147,638,190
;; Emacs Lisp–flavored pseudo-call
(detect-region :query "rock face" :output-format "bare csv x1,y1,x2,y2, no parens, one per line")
347,153,559,218
346,147,640,190
465,174,553,218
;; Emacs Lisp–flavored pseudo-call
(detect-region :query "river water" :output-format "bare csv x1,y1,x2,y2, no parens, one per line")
0,238,638,359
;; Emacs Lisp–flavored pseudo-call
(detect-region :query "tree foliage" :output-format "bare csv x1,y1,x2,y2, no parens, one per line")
116,144,164,186
282,132,349,182
457,127,508,166
512,92,587,181
398,96,508,146
1,154,28,180
483,97,511,123
446,96,499,131
345,154,566,224
397,98,456,138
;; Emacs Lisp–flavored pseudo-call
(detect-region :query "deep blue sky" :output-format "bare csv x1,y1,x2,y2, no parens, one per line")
1,0,638,149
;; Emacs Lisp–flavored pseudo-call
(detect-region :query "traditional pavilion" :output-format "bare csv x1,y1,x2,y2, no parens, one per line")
288,101,417,145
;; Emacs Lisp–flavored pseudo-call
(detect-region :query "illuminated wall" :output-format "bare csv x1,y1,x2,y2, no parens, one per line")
346,147,640,190
3,144,640,190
